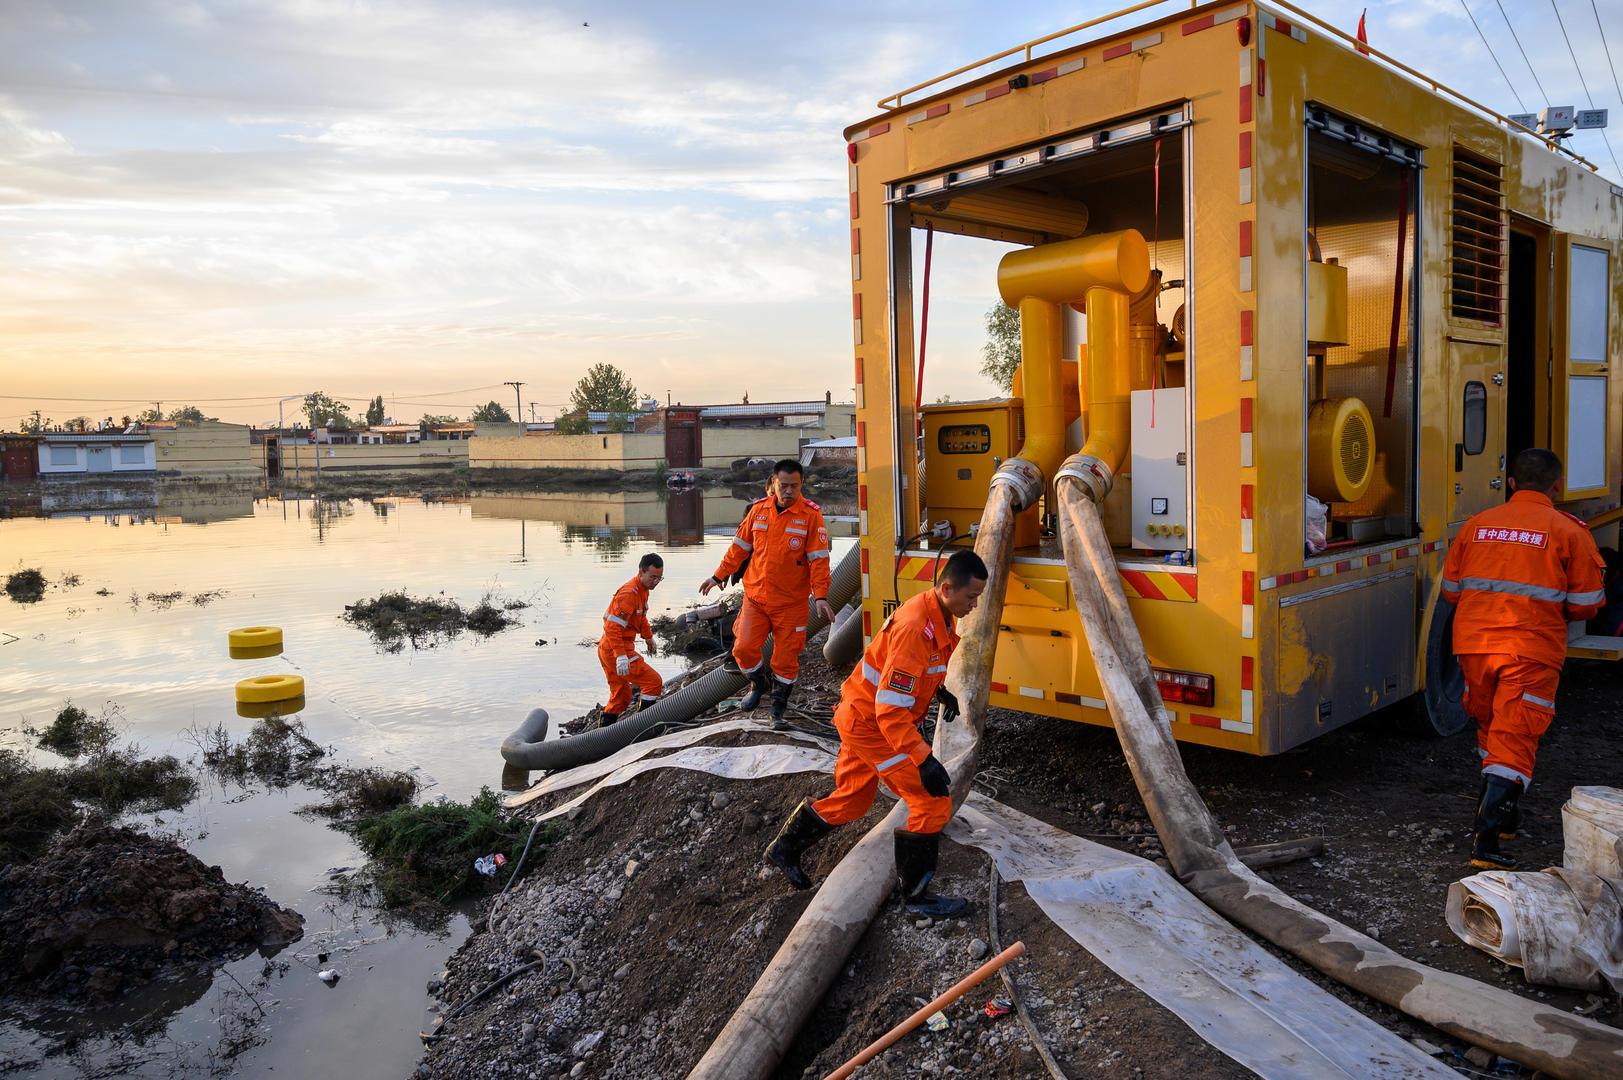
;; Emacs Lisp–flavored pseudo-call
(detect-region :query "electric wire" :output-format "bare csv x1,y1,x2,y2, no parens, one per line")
1460,0,1528,113
1590,0,1623,128
1498,0,1551,104
1551,0,1623,179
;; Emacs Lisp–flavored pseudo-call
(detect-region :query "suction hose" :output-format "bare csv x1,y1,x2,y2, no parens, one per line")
821,604,864,670
1051,468,1623,1078
501,545,862,784
689,484,1021,1080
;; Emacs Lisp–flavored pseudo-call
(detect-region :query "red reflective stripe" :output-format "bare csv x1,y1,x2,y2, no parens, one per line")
1241,571,1255,604
1103,41,1133,60
1122,570,1166,601
1183,14,1216,34
1239,309,1254,346
852,293,862,319
1240,485,1254,520
1191,713,1222,729
859,547,870,573
849,191,859,219
1239,131,1252,168
1239,396,1254,432
1241,655,1255,691
1238,220,1253,258
850,228,860,254
991,681,1009,694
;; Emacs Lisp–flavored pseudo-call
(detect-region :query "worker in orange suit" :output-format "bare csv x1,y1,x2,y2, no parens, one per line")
764,550,989,918
1442,448,1606,869
598,553,665,725
700,459,834,725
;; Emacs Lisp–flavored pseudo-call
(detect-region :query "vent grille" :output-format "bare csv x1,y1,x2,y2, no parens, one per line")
1450,149,1505,325
1340,411,1371,486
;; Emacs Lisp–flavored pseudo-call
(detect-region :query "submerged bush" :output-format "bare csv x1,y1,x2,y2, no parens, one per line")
5,568,47,604
307,767,419,822
31,701,119,759
197,716,327,789
350,788,550,909
342,590,520,650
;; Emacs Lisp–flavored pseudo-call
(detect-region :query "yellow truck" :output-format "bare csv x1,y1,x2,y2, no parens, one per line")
845,0,1622,753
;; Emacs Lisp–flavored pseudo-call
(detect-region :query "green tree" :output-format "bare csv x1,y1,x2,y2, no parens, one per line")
365,395,386,426
552,411,590,435
418,413,458,426
137,406,163,423
302,391,353,429
168,405,208,423
568,362,639,431
471,400,512,423
980,301,1021,393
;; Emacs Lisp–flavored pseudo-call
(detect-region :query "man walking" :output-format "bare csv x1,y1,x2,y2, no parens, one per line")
599,553,665,725
701,459,834,725
1442,448,1606,868
763,550,988,918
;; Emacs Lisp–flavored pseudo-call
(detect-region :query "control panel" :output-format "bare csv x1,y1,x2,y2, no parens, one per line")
1130,387,1188,551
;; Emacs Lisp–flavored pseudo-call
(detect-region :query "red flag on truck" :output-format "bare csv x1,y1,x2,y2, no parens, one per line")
1356,9,1369,54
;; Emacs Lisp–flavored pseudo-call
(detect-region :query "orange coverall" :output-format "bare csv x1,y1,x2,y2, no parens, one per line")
812,589,959,833
711,494,831,685
1442,489,1605,786
598,577,663,714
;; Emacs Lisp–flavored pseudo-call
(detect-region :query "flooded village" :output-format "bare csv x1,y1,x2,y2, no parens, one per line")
7,2,1623,1079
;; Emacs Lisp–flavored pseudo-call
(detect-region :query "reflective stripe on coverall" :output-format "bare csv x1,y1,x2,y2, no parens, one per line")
1442,489,1605,785
712,495,831,683
812,589,959,833
598,577,662,714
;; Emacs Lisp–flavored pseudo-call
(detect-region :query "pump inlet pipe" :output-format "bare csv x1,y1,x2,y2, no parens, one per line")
1050,470,1623,1078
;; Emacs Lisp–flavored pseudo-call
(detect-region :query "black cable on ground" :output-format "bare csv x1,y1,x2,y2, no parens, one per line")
987,861,1071,1080
421,948,557,1043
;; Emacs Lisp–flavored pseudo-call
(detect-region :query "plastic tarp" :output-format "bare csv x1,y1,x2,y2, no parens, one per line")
1446,868,1623,993
1563,786,1623,878
527,732,1455,1078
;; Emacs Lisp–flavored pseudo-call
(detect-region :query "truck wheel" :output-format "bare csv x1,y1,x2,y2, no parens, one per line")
1413,597,1470,737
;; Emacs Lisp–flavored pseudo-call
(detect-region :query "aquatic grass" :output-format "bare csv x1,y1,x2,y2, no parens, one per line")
5,568,47,603
31,701,119,759
195,716,328,789
349,788,549,908
306,767,420,822
342,589,520,650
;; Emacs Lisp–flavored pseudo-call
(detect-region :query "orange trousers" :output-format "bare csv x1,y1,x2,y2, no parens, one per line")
598,644,663,714
1460,653,1559,788
811,705,951,833
732,595,808,684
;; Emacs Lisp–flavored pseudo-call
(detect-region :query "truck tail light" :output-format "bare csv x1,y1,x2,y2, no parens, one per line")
1153,667,1214,707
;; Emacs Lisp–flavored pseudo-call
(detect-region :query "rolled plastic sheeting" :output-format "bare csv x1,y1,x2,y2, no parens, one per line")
1447,869,1623,994
1563,786,1623,878
500,544,860,778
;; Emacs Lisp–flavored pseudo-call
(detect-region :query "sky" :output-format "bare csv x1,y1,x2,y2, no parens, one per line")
3,0,1623,427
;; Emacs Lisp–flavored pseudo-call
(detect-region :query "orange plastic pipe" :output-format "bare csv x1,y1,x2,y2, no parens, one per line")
822,942,1027,1080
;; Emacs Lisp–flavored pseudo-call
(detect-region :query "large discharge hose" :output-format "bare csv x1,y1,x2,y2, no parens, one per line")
1051,468,1623,1079
689,480,1024,1080
501,545,862,781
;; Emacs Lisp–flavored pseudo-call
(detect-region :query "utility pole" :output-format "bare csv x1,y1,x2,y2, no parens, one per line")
150,401,162,421
528,403,538,423
504,381,525,422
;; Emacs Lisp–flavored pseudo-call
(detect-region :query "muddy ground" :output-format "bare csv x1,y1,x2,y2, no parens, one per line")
417,640,1623,1079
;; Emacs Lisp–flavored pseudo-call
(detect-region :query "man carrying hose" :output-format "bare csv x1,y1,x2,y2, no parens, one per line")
1442,448,1606,868
700,459,834,726
763,549,988,918
598,553,664,725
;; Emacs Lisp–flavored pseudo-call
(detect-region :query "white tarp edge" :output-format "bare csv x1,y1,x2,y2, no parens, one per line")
524,737,1455,1078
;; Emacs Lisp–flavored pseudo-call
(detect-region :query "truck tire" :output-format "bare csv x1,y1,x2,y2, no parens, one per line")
1413,596,1470,737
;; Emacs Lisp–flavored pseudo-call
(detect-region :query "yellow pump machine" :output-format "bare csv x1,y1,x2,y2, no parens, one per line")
846,0,1622,752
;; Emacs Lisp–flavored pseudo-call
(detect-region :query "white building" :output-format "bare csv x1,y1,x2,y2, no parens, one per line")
37,433,156,475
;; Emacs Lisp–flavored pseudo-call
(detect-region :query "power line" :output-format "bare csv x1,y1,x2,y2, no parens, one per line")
1591,0,1623,116
1461,0,1527,112
1498,0,1551,104
1551,0,1623,179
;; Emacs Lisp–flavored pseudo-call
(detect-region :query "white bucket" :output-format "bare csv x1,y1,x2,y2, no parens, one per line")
1562,786,1623,878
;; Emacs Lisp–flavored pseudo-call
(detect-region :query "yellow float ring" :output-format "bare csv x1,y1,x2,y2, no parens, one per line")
229,626,283,649
229,643,284,661
235,674,305,703
237,695,307,719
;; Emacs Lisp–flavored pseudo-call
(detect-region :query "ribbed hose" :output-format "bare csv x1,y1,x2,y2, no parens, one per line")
689,485,1019,1080
1052,473,1623,1079
822,604,864,669
501,545,862,779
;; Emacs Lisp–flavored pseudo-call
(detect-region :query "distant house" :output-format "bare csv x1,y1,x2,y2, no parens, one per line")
360,424,423,445
37,432,156,476
0,434,41,481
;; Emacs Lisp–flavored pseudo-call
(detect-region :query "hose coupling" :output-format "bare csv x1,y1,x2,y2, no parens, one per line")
1057,453,1114,503
989,457,1044,511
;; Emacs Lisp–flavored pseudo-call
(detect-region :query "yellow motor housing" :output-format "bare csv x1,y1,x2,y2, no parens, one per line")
1307,396,1376,504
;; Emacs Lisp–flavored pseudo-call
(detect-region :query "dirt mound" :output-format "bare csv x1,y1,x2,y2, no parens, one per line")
0,823,304,1001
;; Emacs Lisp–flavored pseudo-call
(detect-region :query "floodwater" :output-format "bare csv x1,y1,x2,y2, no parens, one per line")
0,484,853,1078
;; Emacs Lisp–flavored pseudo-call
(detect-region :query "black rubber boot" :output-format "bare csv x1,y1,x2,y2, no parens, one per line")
894,829,968,918
770,679,794,729
600,712,621,726
738,668,770,712
764,800,834,890
1471,776,1525,869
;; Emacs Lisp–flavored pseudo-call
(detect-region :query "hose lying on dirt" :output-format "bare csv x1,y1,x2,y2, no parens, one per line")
689,483,1022,1080
1052,468,1623,1080
501,545,861,783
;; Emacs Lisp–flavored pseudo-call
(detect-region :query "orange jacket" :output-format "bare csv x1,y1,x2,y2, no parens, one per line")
838,589,960,768
1442,489,1606,667
712,495,832,606
601,576,654,655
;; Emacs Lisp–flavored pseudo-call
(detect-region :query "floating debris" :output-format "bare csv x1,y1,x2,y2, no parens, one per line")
5,568,47,604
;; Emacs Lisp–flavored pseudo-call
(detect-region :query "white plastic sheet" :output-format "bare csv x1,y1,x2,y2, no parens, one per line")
1563,785,1623,878
532,735,1455,1077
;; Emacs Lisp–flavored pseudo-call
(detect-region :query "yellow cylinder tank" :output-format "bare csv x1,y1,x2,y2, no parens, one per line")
1307,396,1376,504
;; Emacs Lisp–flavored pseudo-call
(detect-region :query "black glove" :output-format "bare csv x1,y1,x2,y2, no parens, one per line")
934,687,960,723
918,754,951,798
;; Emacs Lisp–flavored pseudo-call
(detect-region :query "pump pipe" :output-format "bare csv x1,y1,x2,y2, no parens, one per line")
1051,475,1623,1078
